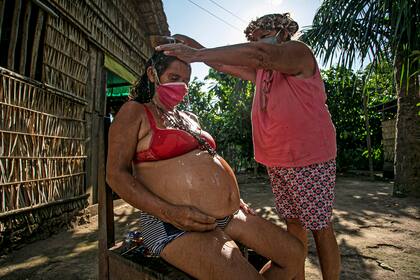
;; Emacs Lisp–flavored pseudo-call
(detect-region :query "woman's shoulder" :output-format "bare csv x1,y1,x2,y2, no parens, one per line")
285,40,312,50
284,40,318,78
113,101,147,124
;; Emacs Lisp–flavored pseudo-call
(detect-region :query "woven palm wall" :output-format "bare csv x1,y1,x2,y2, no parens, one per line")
0,0,169,251
382,119,396,163
48,0,168,76
0,68,87,213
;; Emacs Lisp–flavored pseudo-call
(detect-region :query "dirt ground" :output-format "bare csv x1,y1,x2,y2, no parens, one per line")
1,174,419,280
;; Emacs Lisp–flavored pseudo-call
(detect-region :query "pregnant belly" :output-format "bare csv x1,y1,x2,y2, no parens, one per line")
133,150,240,218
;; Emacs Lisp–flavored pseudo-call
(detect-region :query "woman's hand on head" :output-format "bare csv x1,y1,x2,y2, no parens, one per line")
156,43,198,64
172,34,204,49
163,204,217,232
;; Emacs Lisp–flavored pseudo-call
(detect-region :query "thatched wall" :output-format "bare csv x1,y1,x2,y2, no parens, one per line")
0,66,88,252
382,119,396,162
0,68,87,212
382,118,396,177
0,0,169,252
47,0,169,77
44,16,89,98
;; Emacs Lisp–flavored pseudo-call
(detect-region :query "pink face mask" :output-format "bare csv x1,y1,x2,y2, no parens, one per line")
156,82,188,110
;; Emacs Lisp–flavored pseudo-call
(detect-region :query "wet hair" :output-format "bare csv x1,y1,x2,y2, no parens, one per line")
244,13,299,42
130,51,190,103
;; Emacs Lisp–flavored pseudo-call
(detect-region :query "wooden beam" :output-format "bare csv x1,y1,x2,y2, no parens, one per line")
85,47,96,205
98,170,115,280
97,49,114,280
108,250,150,280
104,55,137,85
97,54,108,113
29,9,44,79
107,243,194,279
0,0,6,42
19,0,32,75
86,46,110,209
32,0,58,18
7,0,22,70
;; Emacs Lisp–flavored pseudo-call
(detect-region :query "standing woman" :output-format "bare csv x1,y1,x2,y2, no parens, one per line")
157,13,341,280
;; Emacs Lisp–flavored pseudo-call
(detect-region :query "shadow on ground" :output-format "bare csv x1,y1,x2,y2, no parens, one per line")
240,174,420,280
0,174,419,280
0,204,142,280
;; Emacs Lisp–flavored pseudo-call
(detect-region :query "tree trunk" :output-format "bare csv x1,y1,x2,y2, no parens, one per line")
363,91,374,180
393,55,420,197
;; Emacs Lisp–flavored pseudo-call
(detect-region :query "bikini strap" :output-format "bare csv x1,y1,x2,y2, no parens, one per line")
143,105,157,130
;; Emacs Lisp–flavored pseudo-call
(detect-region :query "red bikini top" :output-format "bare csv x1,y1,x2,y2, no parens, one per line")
133,105,216,163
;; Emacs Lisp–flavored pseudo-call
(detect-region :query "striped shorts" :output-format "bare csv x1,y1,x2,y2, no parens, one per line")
139,212,233,256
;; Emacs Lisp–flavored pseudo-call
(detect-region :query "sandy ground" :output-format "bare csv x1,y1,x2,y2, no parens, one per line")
0,174,419,280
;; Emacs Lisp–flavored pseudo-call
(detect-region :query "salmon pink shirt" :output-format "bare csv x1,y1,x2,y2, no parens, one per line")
251,67,336,167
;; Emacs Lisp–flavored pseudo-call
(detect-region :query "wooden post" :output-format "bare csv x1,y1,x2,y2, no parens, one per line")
98,129,115,274
0,0,6,44
7,0,22,71
97,51,115,280
98,127,115,280
19,0,32,75
86,47,99,205
29,10,45,79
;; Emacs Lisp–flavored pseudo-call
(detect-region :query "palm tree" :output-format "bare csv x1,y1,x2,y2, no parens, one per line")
301,0,420,197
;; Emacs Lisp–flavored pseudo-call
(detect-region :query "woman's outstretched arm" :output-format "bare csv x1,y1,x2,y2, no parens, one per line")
157,39,315,78
173,34,257,82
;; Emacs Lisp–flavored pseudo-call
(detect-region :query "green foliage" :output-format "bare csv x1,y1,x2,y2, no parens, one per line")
322,64,395,171
184,63,396,172
301,0,419,81
184,63,395,172
179,77,217,130
206,70,254,171
179,71,254,171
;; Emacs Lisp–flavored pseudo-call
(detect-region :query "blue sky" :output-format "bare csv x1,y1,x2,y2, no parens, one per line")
161,0,322,80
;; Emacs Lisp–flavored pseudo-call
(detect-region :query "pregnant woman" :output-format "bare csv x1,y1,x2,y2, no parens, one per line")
106,51,304,280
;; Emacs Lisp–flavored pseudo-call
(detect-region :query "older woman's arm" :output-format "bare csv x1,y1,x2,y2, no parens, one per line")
172,34,257,82
106,102,216,231
157,40,315,78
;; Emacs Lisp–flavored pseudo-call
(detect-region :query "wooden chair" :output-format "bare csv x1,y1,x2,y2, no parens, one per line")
98,183,193,279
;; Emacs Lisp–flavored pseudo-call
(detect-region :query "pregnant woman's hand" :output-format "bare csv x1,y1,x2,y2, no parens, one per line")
240,199,256,215
163,205,217,232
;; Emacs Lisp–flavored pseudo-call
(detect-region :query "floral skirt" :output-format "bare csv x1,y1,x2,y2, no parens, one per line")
267,159,336,231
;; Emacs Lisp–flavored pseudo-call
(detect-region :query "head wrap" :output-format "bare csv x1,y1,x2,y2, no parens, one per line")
244,13,299,41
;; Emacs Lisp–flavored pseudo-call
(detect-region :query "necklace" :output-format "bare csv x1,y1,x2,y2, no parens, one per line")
152,102,217,157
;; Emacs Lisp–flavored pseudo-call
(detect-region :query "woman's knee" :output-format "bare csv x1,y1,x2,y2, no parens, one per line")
285,218,308,255
311,223,335,239
285,218,302,225
226,212,305,276
286,236,305,268
268,226,305,275
162,230,261,280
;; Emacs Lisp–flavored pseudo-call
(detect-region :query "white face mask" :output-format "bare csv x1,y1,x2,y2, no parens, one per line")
258,30,283,45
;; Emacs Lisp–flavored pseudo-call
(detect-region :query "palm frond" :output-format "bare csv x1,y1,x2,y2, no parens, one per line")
302,0,419,71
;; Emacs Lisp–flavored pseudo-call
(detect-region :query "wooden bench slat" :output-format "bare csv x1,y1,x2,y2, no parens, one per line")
108,242,194,280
